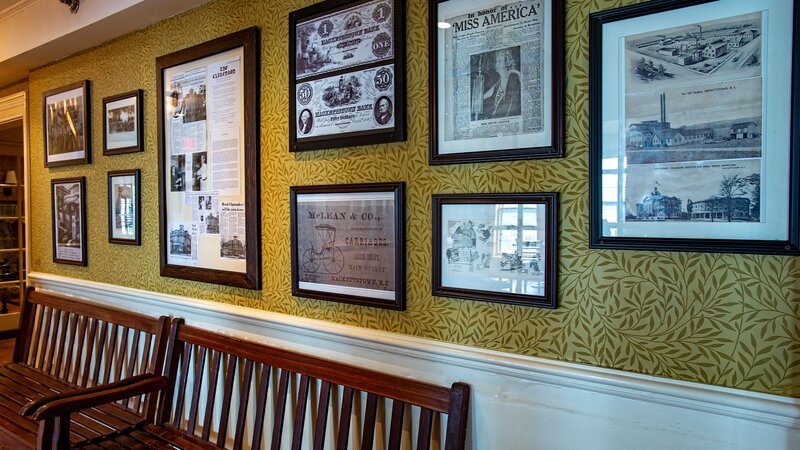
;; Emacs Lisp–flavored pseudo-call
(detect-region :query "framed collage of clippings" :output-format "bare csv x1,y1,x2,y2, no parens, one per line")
290,182,405,310
43,81,91,167
103,90,144,155
432,193,558,308
108,169,141,245
289,0,406,151
156,27,261,289
429,0,564,164
51,177,87,266
589,0,799,254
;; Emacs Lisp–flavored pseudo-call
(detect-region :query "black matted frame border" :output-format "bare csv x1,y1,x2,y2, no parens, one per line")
102,89,144,156
108,169,141,246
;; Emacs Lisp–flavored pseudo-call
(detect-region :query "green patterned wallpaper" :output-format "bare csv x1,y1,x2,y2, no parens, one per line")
27,0,799,397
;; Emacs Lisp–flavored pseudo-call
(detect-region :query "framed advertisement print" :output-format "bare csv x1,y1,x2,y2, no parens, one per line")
589,0,800,254
156,27,261,289
289,0,406,151
290,182,405,310
43,80,90,167
429,0,564,164
51,177,87,266
432,193,558,308
103,90,143,155
108,169,141,245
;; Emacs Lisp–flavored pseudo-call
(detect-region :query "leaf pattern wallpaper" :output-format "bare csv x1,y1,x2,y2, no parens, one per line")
27,0,799,397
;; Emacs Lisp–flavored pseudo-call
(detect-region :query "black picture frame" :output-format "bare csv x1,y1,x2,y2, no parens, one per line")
428,0,564,165
432,192,558,308
103,90,144,155
51,177,87,266
156,27,262,289
108,169,141,245
43,80,91,167
290,182,406,310
289,0,406,152
588,0,800,255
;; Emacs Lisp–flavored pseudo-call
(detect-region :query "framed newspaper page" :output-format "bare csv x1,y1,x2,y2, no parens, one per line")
51,177,87,266
589,0,800,255
289,0,406,152
156,27,262,289
290,182,405,310
43,80,91,167
429,0,564,165
432,193,558,308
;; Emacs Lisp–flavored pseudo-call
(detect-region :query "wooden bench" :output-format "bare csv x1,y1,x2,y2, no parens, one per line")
28,319,471,449
0,288,170,449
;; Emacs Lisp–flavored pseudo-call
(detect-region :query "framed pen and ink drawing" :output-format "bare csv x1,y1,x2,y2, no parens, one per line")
51,177,87,266
289,0,406,151
429,0,564,164
43,81,91,167
589,0,799,254
156,27,262,289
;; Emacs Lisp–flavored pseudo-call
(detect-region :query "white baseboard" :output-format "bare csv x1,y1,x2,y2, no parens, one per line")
28,272,800,450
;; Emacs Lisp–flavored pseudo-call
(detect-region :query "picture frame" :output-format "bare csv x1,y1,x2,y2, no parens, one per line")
432,192,558,308
103,90,144,155
43,80,91,167
290,182,405,310
108,169,141,245
51,177,87,266
157,27,262,289
588,0,799,254
428,0,564,165
289,0,406,151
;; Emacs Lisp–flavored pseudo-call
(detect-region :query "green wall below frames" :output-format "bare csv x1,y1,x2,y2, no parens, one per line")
27,0,800,397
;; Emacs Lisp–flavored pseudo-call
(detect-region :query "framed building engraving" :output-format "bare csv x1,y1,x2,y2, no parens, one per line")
51,177,87,266
108,169,141,245
429,0,564,164
103,90,143,155
43,81,91,167
589,0,799,254
156,27,261,289
290,182,405,310
289,0,406,151
432,192,558,308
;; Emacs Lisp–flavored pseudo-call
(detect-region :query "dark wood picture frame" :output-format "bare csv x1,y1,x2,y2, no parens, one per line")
428,0,564,165
156,27,261,289
51,177,87,266
288,0,407,152
103,90,144,155
43,80,91,167
290,182,406,310
588,0,800,255
107,169,141,246
432,192,558,308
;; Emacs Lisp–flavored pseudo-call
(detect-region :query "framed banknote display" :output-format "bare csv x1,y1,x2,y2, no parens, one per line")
432,192,558,308
589,0,800,254
289,0,406,151
43,80,91,167
429,0,564,164
51,177,87,266
156,27,262,289
290,182,405,310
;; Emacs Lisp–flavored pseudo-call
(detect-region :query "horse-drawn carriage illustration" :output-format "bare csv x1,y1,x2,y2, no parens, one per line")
302,224,345,274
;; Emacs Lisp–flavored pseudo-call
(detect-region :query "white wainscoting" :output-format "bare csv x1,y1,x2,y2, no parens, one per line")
28,272,800,450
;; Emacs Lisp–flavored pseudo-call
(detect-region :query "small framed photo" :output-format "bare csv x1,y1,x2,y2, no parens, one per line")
51,177,87,266
589,0,799,254
429,0,564,164
432,193,558,308
43,81,91,167
108,169,141,245
289,0,406,151
103,90,144,155
290,182,405,310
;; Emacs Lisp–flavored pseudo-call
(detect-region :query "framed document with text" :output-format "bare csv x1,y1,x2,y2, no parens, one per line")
289,0,406,151
429,0,564,164
156,27,261,289
290,182,405,309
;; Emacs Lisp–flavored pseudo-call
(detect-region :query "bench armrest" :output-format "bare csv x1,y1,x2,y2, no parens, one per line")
21,374,168,420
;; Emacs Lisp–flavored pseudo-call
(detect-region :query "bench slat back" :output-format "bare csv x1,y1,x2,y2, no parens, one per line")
158,322,469,450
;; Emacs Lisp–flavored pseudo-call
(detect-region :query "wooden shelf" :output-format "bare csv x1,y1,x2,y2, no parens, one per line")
0,217,22,221
0,248,23,253
0,184,21,188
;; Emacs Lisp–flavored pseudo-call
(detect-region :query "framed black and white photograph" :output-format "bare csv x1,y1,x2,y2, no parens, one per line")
290,182,405,310
51,177,87,265
289,0,406,151
157,27,261,289
429,0,564,164
108,169,141,245
432,193,558,308
103,90,143,155
589,0,799,254
43,80,90,167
